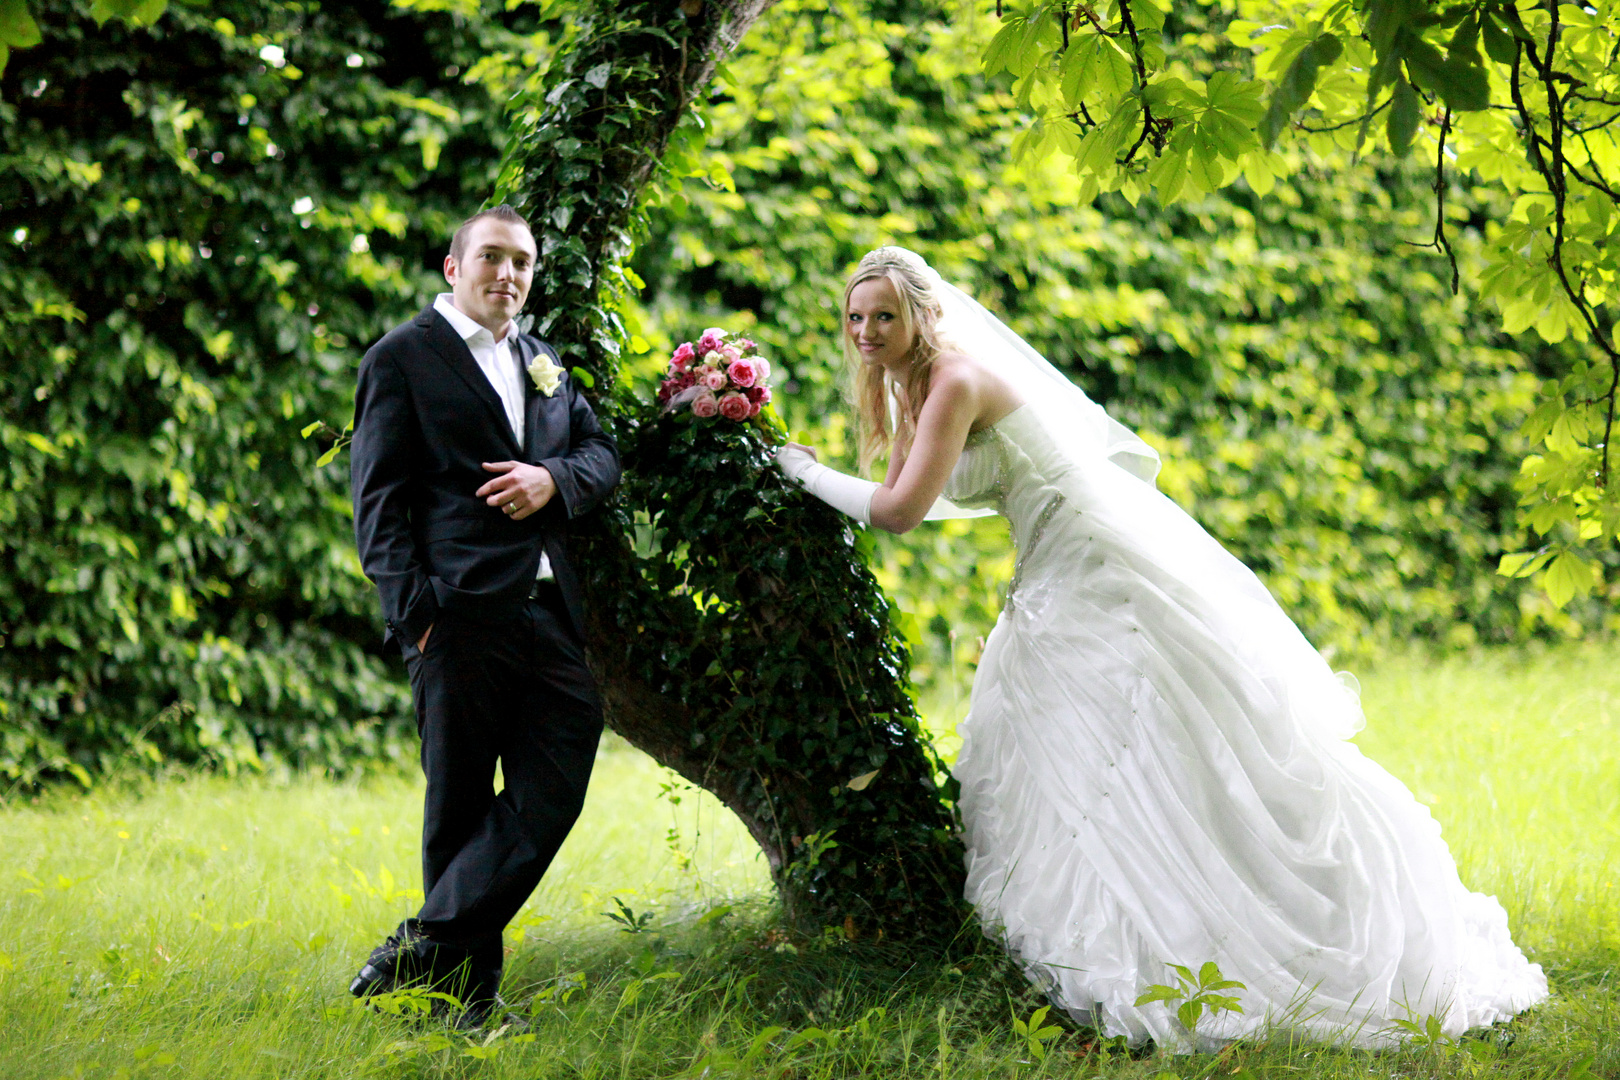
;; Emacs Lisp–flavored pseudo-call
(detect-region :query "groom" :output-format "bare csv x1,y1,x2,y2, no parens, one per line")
347,204,620,1023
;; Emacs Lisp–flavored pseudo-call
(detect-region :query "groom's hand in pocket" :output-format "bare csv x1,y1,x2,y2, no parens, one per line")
477,461,557,521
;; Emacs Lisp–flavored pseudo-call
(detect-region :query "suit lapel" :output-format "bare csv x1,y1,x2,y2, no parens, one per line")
518,336,560,462
515,336,541,460
417,308,522,456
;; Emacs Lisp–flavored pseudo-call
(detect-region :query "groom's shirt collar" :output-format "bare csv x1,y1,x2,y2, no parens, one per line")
433,292,513,345
433,292,526,445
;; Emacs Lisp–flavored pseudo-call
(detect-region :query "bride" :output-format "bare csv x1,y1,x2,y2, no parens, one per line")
773,246,1547,1049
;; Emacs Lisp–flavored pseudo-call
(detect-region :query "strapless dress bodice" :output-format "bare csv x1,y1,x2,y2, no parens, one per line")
943,406,1072,577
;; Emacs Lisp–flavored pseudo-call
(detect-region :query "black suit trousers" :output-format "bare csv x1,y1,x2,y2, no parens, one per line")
405,585,602,975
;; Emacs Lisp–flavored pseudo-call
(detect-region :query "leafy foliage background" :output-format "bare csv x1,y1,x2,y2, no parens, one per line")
0,0,553,782
1,0,1613,786
627,0,1617,714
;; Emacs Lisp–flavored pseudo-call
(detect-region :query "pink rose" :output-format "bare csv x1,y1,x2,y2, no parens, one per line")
718,391,751,421
752,357,771,383
745,385,769,406
749,399,762,418
702,367,727,391
735,338,757,352
697,328,725,355
671,342,695,371
727,358,758,388
691,391,719,418
721,343,742,363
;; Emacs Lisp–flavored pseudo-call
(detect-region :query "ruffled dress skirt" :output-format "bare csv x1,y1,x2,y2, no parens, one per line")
948,408,1547,1049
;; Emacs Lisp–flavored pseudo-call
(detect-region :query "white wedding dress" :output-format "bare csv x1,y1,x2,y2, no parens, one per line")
943,404,1548,1049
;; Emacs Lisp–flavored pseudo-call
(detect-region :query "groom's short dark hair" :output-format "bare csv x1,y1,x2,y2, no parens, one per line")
449,204,532,262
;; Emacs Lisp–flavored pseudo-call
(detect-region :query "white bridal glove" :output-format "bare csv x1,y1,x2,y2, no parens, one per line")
775,444,877,527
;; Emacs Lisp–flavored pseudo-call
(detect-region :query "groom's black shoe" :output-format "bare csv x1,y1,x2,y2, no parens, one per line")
350,920,429,998
423,963,508,1030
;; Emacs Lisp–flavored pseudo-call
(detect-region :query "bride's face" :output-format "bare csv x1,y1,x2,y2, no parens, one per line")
846,277,913,370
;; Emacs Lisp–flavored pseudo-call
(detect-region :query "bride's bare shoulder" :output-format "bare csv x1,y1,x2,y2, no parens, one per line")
930,349,1001,391
932,349,1022,420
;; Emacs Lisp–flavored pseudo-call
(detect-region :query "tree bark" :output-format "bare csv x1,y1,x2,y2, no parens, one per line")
495,0,970,936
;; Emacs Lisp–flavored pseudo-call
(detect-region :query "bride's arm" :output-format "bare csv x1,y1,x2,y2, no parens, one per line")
882,431,910,490
868,369,976,534
774,364,983,532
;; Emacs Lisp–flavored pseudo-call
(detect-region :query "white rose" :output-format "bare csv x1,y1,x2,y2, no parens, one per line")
527,354,564,397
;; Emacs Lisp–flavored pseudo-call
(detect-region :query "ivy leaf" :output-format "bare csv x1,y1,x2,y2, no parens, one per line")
22,431,62,458
707,158,735,193
90,0,166,26
846,769,880,791
0,0,41,47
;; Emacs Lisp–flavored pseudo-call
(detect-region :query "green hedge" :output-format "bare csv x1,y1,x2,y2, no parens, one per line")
3,0,1610,785
0,0,549,783
628,0,1614,706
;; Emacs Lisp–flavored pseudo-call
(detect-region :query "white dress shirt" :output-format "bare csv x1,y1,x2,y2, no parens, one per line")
433,293,552,580
434,292,526,444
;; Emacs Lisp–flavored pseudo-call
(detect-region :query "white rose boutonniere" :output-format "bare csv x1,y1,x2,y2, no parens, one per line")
527,353,564,397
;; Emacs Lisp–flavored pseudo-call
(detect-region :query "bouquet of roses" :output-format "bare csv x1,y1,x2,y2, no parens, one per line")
656,327,773,421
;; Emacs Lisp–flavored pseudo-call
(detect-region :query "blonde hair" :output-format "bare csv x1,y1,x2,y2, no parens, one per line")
842,247,951,475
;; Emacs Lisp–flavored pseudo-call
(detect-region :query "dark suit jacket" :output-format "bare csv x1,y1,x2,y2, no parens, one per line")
350,306,620,653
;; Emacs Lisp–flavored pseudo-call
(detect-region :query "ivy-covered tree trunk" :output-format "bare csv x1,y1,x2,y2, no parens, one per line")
491,0,969,936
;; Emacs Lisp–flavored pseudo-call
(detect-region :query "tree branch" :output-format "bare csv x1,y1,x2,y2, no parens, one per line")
1115,0,1167,165
1073,2,1121,38
1299,98,1391,134
1403,108,1459,294
1068,100,1098,132
1567,148,1620,202
1516,16,1620,486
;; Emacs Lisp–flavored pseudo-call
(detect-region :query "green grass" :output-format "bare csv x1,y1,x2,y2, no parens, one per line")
2,639,1618,1079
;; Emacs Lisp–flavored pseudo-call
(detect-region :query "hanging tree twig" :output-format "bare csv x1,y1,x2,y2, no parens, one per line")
1508,18,1620,485
1116,0,1171,164
1403,107,1459,294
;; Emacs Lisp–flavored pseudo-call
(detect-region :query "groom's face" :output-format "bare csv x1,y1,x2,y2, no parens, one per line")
444,218,537,336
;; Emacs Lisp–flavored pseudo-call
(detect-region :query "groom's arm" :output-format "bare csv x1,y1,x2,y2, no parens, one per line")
536,363,621,520
350,345,438,649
